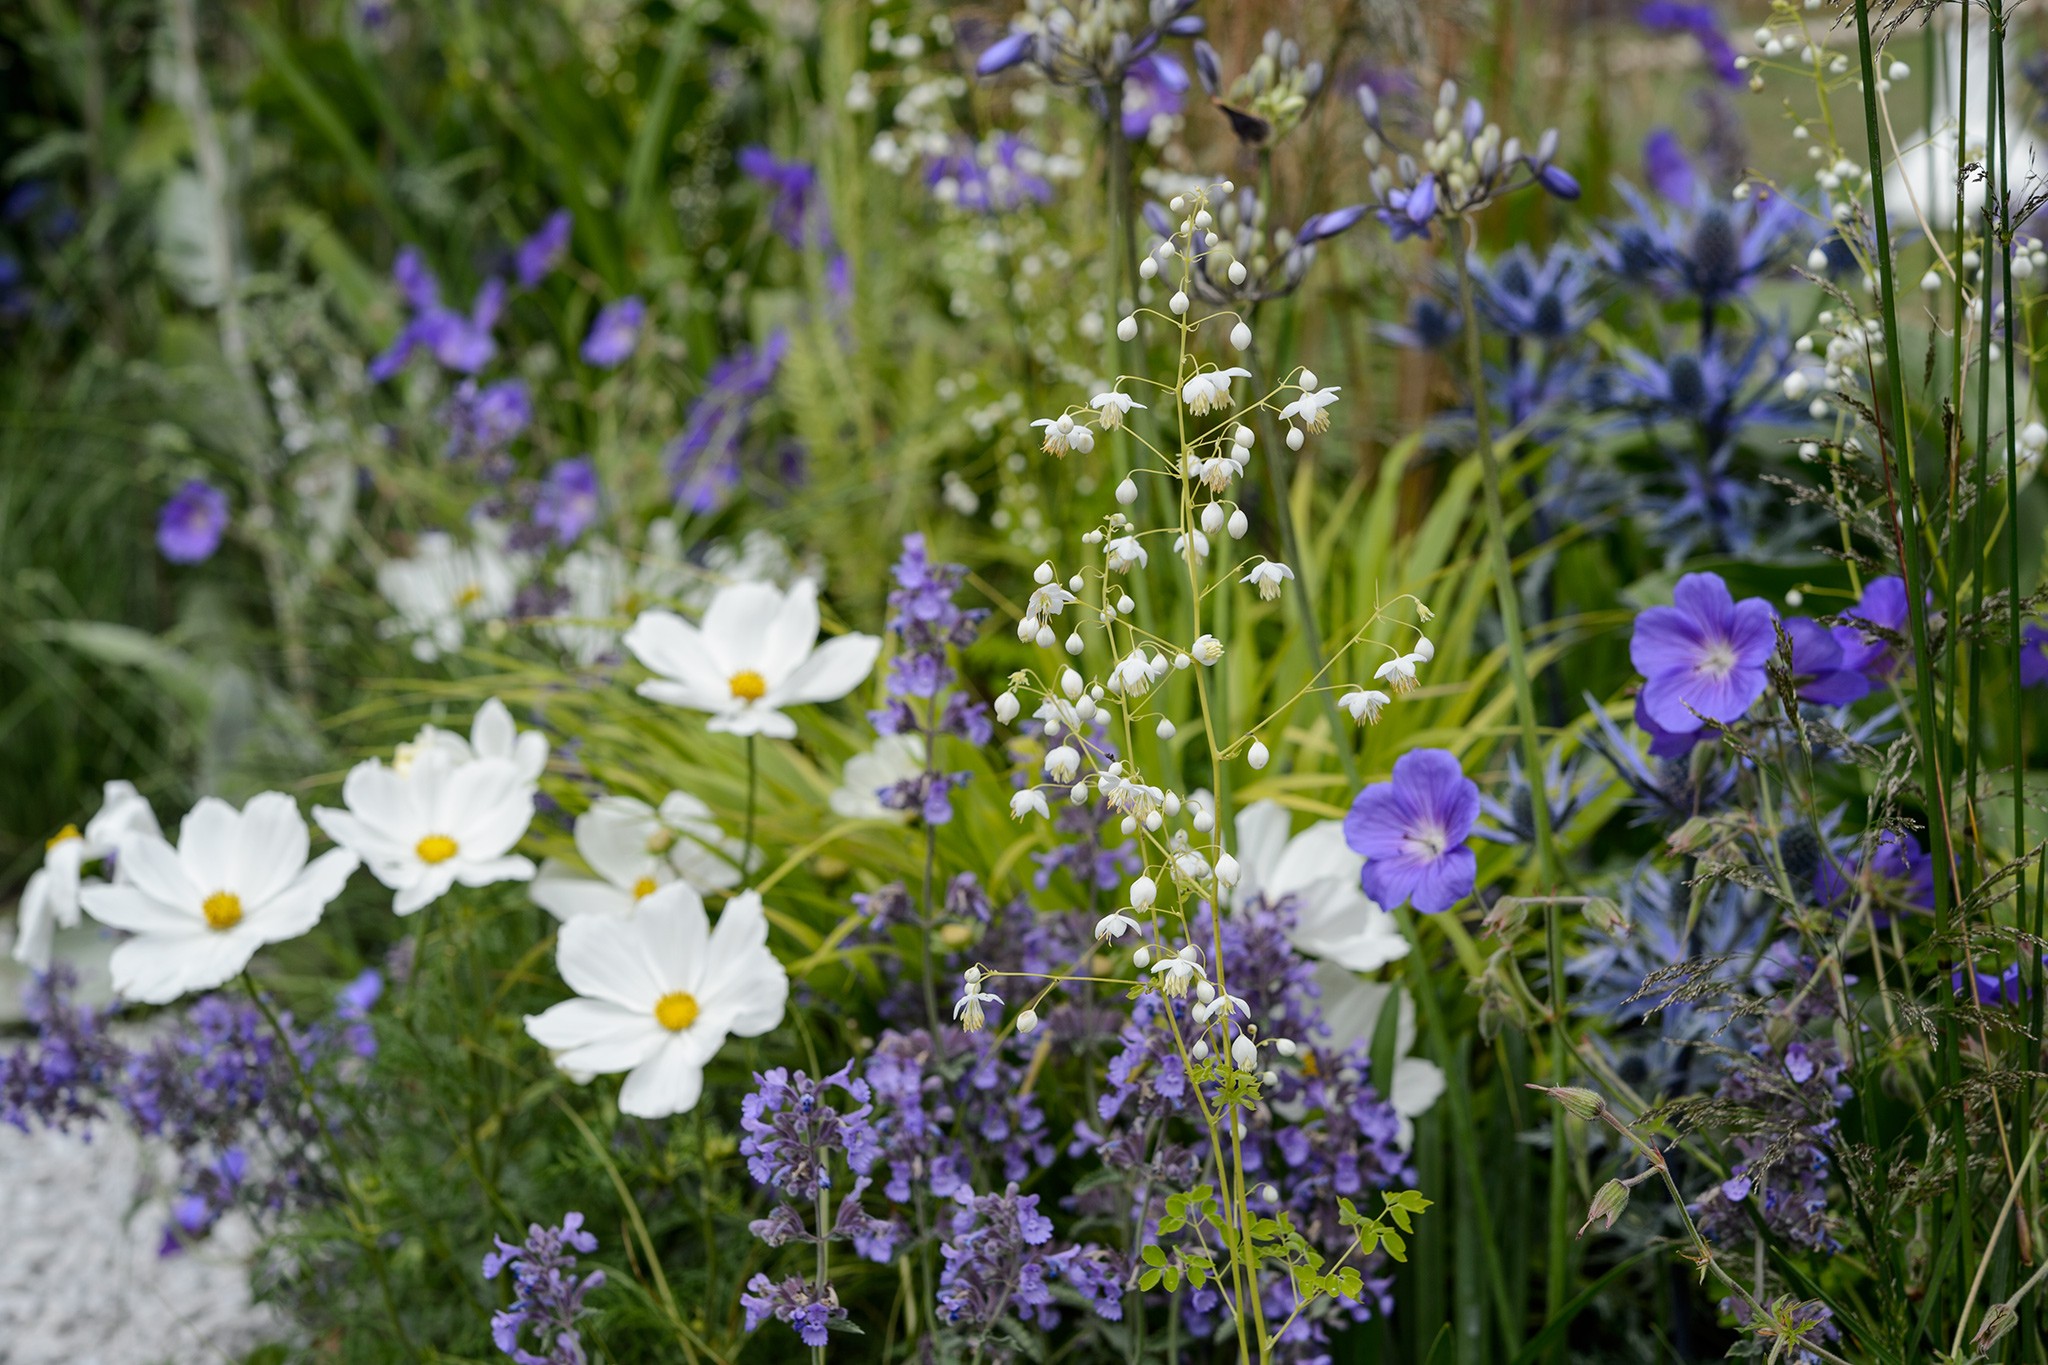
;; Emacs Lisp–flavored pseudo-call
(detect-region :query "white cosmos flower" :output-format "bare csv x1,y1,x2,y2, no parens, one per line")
396,697,550,784
531,791,747,922
12,781,162,971
829,733,926,821
1233,800,1409,972
314,752,537,915
79,793,359,1005
524,886,788,1118
546,519,694,665
1279,385,1342,434
376,527,524,663
1310,969,1446,1150
1241,560,1295,600
624,580,882,740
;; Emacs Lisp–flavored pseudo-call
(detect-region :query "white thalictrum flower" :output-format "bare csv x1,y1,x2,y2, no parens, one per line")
1045,745,1082,784
1375,653,1423,693
625,580,882,739
396,697,550,784
1091,391,1145,428
523,886,788,1118
530,791,746,922
1311,972,1446,1149
80,794,360,1005
1020,582,1079,640
1152,944,1207,997
954,966,1002,1032
1180,367,1251,415
1191,634,1225,665
12,781,161,971
1242,560,1295,601
1233,800,1408,972
1338,689,1392,725
994,690,1021,724
829,733,927,821
1279,385,1342,434
314,750,537,916
1031,413,1083,456
376,528,523,663
1104,535,1149,574
1230,1033,1260,1071
1094,909,1140,940
1010,789,1052,820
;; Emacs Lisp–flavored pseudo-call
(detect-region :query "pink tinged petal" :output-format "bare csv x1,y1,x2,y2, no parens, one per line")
558,912,675,1009
631,884,713,994
699,582,791,674
1408,846,1477,914
110,931,260,1005
117,834,202,913
232,792,312,906
771,632,882,707
174,797,244,895
623,611,729,708
617,1033,716,1118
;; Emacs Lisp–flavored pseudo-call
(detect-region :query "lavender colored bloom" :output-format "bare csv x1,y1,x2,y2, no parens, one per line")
1342,748,1481,914
1,968,123,1134
483,1213,605,1365
2023,621,2048,687
445,378,533,459
370,253,505,380
515,210,572,288
740,1064,881,1201
1953,955,2048,1006
532,457,600,546
1630,572,1776,737
157,479,229,564
937,1184,1120,1332
925,135,1056,214
334,969,383,1059
1642,127,1698,203
580,297,644,368
741,1273,844,1347
1638,1,1742,85
1297,203,1369,244
1121,53,1189,140
975,30,1033,77
666,331,788,512
1783,618,1876,706
1815,830,1934,917
739,148,826,248
867,533,989,770
1377,172,1438,241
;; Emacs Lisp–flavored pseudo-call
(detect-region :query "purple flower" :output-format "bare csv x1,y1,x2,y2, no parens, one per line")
738,148,826,248
975,31,1033,77
1953,955,2048,1006
484,1213,604,1365
741,1273,844,1347
665,331,787,511
1629,572,1776,736
1839,574,1912,680
1643,128,1698,203
157,479,229,564
925,135,1055,214
740,1064,881,1201
516,210,572,288
1783,617,1876,706
445,379,533,459
1121,53,1189,140
532,457,600,546
370,255,504,380
2023,621,2048,688
1816,830,1934,917
1342,748,1481,914
1297,203,1369,244
580,297,644,368
1638,1,1742,85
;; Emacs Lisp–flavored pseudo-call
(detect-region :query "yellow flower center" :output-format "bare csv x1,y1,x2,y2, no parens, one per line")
416,834,459,864
455,583,484,608
653,991,700,1031
46,824,82,850
632,876,659,900
728,669,768,702
203,891,243,931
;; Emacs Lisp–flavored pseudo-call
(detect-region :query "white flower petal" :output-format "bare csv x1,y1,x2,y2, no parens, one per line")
617,1033,715,1118
771,632,882,707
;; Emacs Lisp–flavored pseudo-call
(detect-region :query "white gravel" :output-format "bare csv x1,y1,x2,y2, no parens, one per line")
1,916,285,1365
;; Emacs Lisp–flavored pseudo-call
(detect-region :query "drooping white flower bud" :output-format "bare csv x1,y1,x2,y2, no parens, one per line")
1133,946,1152,968
1215,853,1241,887
1130,875,1158,909
995,691,1020,723
1247,740,1270,769
1287,426,1305,450
1016,1008,1039,1034
1228,260,1247,285
1230,321,1252,351
1231,1034,1259,1070
1156,717,1177,739
1201,502,1225,535
1227,508,1248,539
1116,477,1138,505
1045,745,1081,783
1170,290,1190,315
1117,315,1138,341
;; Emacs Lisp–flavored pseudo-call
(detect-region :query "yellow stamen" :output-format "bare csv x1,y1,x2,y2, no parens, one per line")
416,834,459,864
45,824,82,850
632,877,659,900
1300,1048,1321,1079
455,583,483,607
654,991,700,1031
728,670,768,702
202,891,243,931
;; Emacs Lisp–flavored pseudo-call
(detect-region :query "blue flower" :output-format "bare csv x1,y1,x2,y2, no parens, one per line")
531,457,600,546
1342,749,1481,914
157,479,229,564
514,209,572,288
580,297,644,368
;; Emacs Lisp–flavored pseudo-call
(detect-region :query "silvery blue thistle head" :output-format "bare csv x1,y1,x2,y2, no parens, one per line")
1357,77,1578,241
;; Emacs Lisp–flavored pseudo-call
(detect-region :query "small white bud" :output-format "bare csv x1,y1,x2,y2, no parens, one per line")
1016,1008,1039,1034
1286,426,1304,450
1130,875,1158,909
1033,560,1055,585
1036,624,1056,648
1117,315,1138,342
1232,424,1254,447
1299,369,1318,389
1170,291,1190,315
994,691,1020,723
1920,268,1943,293
1231,1034,1259,1071
1247,740,1270,769
1191,1038,1208,1060
1274,1038,1297,1057
1226,508,1248,539
1156,717,1177,740
1138,256,1158,280
1201,502,1226,535
1060,667,1083,699
1134,946,1152,969
1888,59,1909,81
1116,477,1138,505
1215,852,1240,887
1065,632,1084,655
1229,321,1252,351
1227,260,1247,285
1806,247,1829,272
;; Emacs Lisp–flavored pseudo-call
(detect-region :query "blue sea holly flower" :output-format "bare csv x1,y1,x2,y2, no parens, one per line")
1467,244,1597,341
1630,572,1777,738
157,479,229,564
581,297,645,369
1342,748,1481,914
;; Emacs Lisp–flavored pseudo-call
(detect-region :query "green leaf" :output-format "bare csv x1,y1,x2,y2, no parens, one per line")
1141,1243,1167,1267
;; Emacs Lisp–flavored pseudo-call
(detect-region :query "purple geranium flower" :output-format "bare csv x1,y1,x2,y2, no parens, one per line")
515,210,572,288
1342,748,1481,914
532,457,600,546
157,479,229,564
581,297,644,368
369,255,505,380
1816,829,1935,918
2022,620,2048,688
1783,617,1876,706
1629,571,1776,736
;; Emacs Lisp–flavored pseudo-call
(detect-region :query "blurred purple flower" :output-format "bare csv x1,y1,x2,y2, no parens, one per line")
1642,128,1698,203
1816,829,1934,917
739,148,827,248
370,252,504,380
158,479,229,564
1783,617,1877,706
1630,571,1776,736
532,457,600,546
1343,748,1481,914
925,135,1055,214
1121,53,1189,140
580,297,644,368
665,331,788,511
1639,1,1742,85
515,210,572,288
2023,620,2048,687
445,379,533,459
